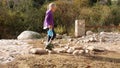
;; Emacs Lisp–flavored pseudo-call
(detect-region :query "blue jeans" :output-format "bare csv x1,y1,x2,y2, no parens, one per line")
47,29,56,42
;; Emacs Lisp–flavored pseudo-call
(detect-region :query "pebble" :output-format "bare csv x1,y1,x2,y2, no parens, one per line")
72,50,80,56
67,47,75,54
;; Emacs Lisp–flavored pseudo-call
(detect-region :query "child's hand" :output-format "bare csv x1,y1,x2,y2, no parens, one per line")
48,25,53,29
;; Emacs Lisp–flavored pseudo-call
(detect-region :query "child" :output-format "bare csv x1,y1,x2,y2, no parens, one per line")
45,29,54,50
43,3,56,50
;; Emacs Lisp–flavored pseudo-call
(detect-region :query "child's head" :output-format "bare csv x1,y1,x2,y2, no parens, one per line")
48,3,56,12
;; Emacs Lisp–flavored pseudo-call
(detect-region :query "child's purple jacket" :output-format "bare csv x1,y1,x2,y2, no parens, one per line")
43,10,54,29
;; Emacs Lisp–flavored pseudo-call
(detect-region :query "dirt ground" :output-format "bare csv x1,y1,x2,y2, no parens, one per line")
1,52,120,68
0,39,120,68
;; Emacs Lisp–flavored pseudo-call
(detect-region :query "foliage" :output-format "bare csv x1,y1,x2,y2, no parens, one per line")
0,0,120,38
0,0,47,38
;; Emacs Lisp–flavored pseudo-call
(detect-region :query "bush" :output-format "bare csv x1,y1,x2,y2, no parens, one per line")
107,5,120,26
0,0,120,38
0,0,47,38
54,1,75,34
79,5,111,26
53,0,90,35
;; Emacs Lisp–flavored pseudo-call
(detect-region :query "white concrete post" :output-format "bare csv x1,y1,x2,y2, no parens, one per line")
75,20,85,37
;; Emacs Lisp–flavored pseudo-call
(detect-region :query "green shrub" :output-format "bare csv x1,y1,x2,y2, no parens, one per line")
54,25,66,34
53,0,90,34
0,0,47,38
108,5,120,26
0,0,120,38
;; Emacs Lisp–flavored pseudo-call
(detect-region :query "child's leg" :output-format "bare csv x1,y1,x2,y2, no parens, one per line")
47,36,51,42
45,36,51,49
51,29,56,40
47,29,55,43
46,36,53,50
45,30,56,50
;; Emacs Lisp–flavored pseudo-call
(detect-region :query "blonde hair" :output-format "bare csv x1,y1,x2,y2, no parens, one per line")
48,3,56,10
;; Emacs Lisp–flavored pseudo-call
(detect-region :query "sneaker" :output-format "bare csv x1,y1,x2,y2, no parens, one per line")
45,42,50,46
45,43,54,50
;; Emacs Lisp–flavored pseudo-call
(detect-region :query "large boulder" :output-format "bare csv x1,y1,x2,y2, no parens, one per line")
17,31,40,40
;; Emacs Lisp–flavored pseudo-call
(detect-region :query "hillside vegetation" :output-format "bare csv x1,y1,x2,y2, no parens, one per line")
0,0,120,38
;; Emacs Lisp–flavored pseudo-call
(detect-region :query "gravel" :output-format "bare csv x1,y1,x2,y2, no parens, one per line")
0,32,120,64
0,40,32,64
